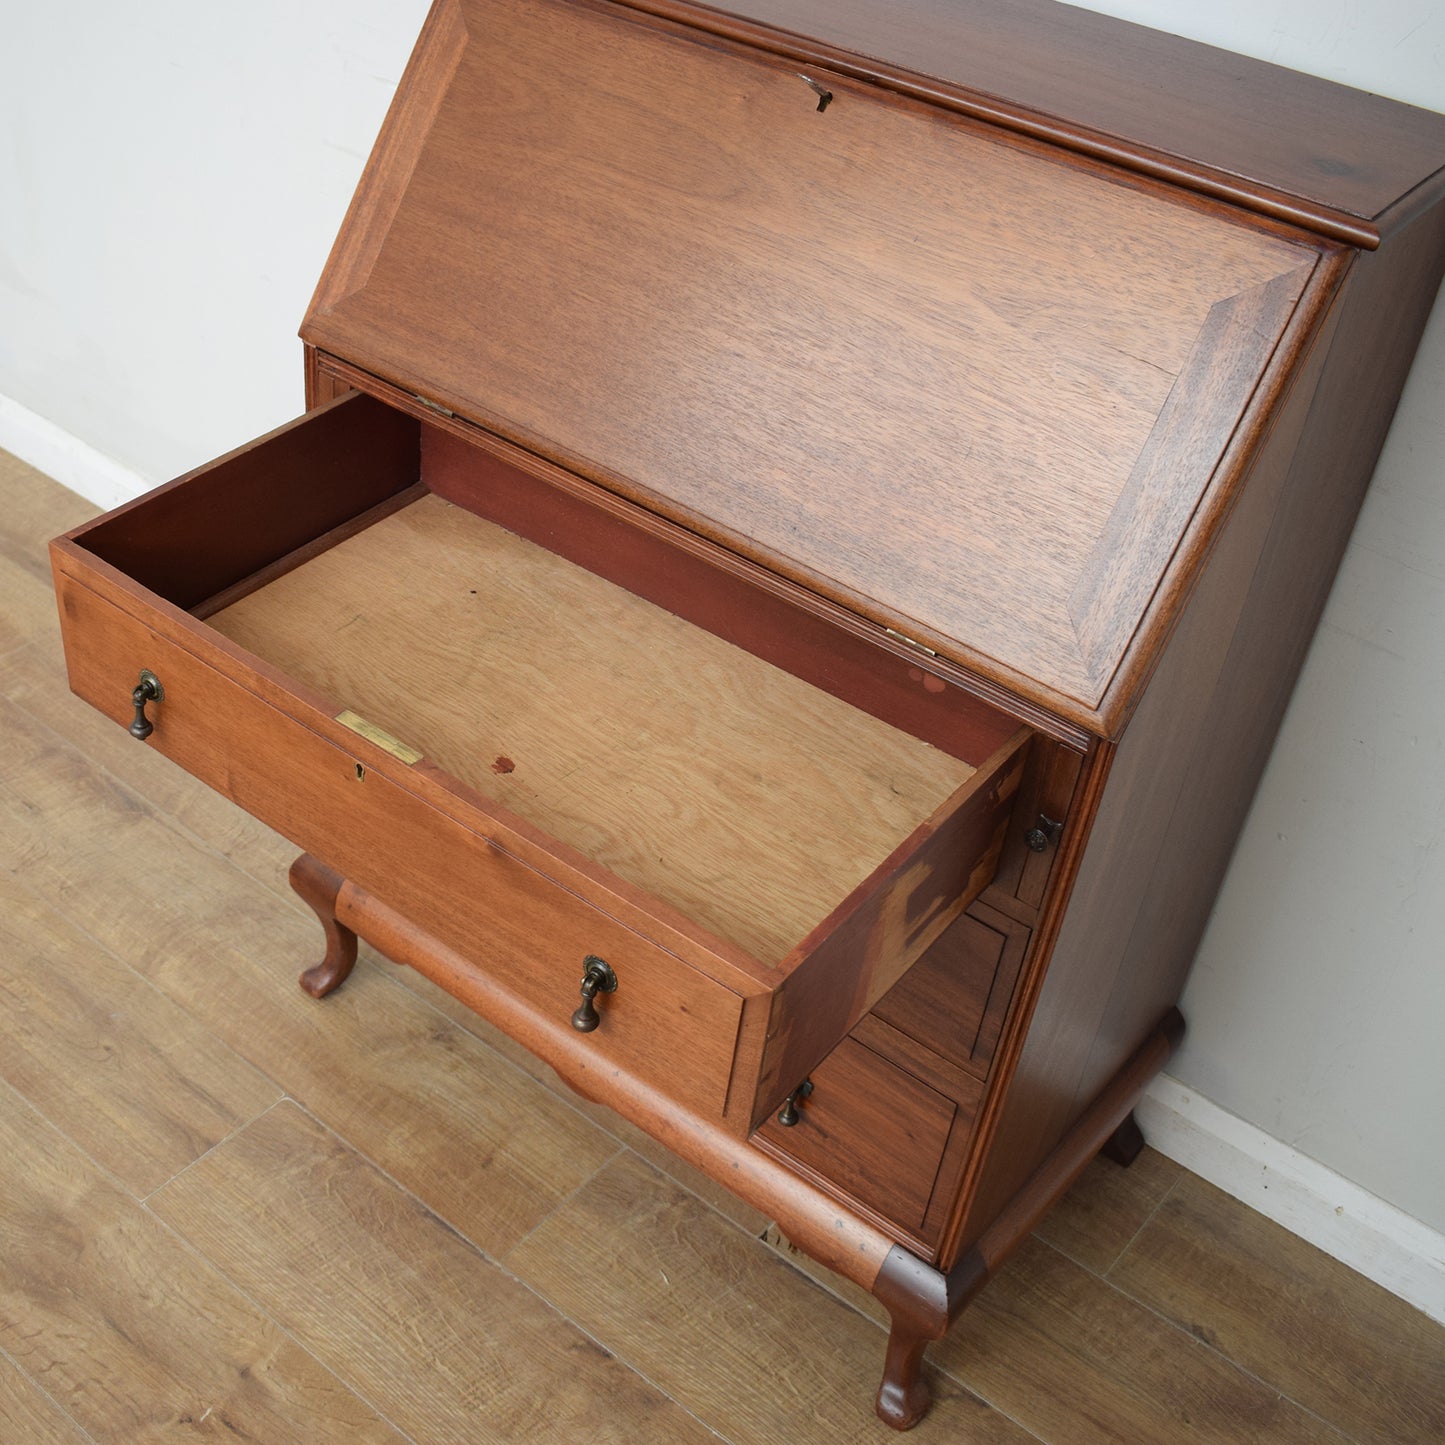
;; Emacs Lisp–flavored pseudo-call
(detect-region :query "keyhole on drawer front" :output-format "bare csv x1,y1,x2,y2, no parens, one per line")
354,763,365,782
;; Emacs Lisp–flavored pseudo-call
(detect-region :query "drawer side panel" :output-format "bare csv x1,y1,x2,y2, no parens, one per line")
73,394,419,610
753,730,1027,1125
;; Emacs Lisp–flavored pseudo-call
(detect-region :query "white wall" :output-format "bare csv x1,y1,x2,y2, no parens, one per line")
2,4,1442,1260
0,1,431,485
1063,1,1445,1242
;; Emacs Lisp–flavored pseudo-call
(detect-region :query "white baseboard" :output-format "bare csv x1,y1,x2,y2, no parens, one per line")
1140,1074,1445,1324
0,394,150,510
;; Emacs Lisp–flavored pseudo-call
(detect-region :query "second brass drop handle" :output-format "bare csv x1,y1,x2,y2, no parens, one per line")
570,954,617,1032
129,669,164,740
777,1078,814,1127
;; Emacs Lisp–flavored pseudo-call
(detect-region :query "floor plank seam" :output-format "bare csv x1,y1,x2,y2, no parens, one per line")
491,1143,630,1268
2,863,295,1110
0,1337,103,1445
1086,1255,1365,1444
499,1267,740,1445
279,1093,620,1272
1100,1168,1183,1280
140,1095,292,1206
134,1181,425,1445
925,1373,1050,1445
1280,1394,1363,1445
0,1074,147,1206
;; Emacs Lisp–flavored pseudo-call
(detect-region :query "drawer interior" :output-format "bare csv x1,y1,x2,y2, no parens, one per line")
63,390,1029,1124
206,491,974,968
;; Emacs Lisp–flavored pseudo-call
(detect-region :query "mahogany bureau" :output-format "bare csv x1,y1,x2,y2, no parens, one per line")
50,0,1445,1428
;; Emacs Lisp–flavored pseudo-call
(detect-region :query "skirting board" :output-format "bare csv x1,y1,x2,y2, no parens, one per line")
1140,1074,1445,1324
0,394,150,511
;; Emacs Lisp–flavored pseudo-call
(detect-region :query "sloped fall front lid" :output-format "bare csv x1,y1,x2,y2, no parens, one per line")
303,0,1331,725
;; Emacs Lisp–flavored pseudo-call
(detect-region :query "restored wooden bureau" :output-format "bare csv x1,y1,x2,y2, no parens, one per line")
50,0,1445,1428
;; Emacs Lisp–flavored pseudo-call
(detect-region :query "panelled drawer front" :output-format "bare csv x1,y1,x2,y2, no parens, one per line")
754,1038,957,1236
55,574,745,1119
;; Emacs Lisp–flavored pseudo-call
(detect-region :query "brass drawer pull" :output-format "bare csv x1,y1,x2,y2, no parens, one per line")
777,1077,814,1126
129,669,163,739
570,954,617,1032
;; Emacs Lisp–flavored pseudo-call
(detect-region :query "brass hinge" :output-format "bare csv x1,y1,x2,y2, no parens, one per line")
884,626,938,657
414,393,456,418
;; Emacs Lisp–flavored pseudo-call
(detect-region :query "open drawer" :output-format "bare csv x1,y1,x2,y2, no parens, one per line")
50,392,1028,1135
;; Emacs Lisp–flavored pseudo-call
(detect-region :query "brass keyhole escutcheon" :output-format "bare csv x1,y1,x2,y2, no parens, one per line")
570,955,617,1032
129,669,164,740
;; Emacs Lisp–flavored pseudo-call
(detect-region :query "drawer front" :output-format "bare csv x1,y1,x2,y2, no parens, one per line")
755,1038,957,1237
55,573,745,1118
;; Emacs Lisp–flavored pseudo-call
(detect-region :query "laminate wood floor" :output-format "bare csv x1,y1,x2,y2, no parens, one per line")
4,449,1442,1443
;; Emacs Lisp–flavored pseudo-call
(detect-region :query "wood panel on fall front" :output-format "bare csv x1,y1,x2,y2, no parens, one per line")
303,0,1329,726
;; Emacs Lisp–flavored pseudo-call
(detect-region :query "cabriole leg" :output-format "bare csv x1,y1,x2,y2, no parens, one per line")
875,1316,933,1430
290,853,358,998
871,1246,951,1430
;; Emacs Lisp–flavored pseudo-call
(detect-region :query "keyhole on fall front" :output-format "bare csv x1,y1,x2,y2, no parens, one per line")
798,74,833,112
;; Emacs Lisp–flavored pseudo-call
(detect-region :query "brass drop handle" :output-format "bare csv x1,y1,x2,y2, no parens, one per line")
777,1078,814,1127
1025,813,1063,853
129,669,164,739
570,955,617,1032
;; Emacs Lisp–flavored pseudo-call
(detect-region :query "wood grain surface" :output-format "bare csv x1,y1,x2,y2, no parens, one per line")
74,393,417,610
754,1037,958,1234
622,0,1445,233
1030,1148,1183,1276
0,1350,89,1445
303,0,1323,712
1109,1176,1445,1445
0,1086,401,1443
953,189,1445,1265
931,1236,1341,1445
210,492,975,966
421,419,1023,763
505,1151,1024,1443
21,1,1445,1431
55,568,761,1123
0,689,623,1259
11,453,1445,1445
150,1102,717,1444
0,872,281,1197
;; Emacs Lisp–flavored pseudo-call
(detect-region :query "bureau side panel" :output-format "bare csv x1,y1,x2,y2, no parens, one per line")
947,203,1445,1262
